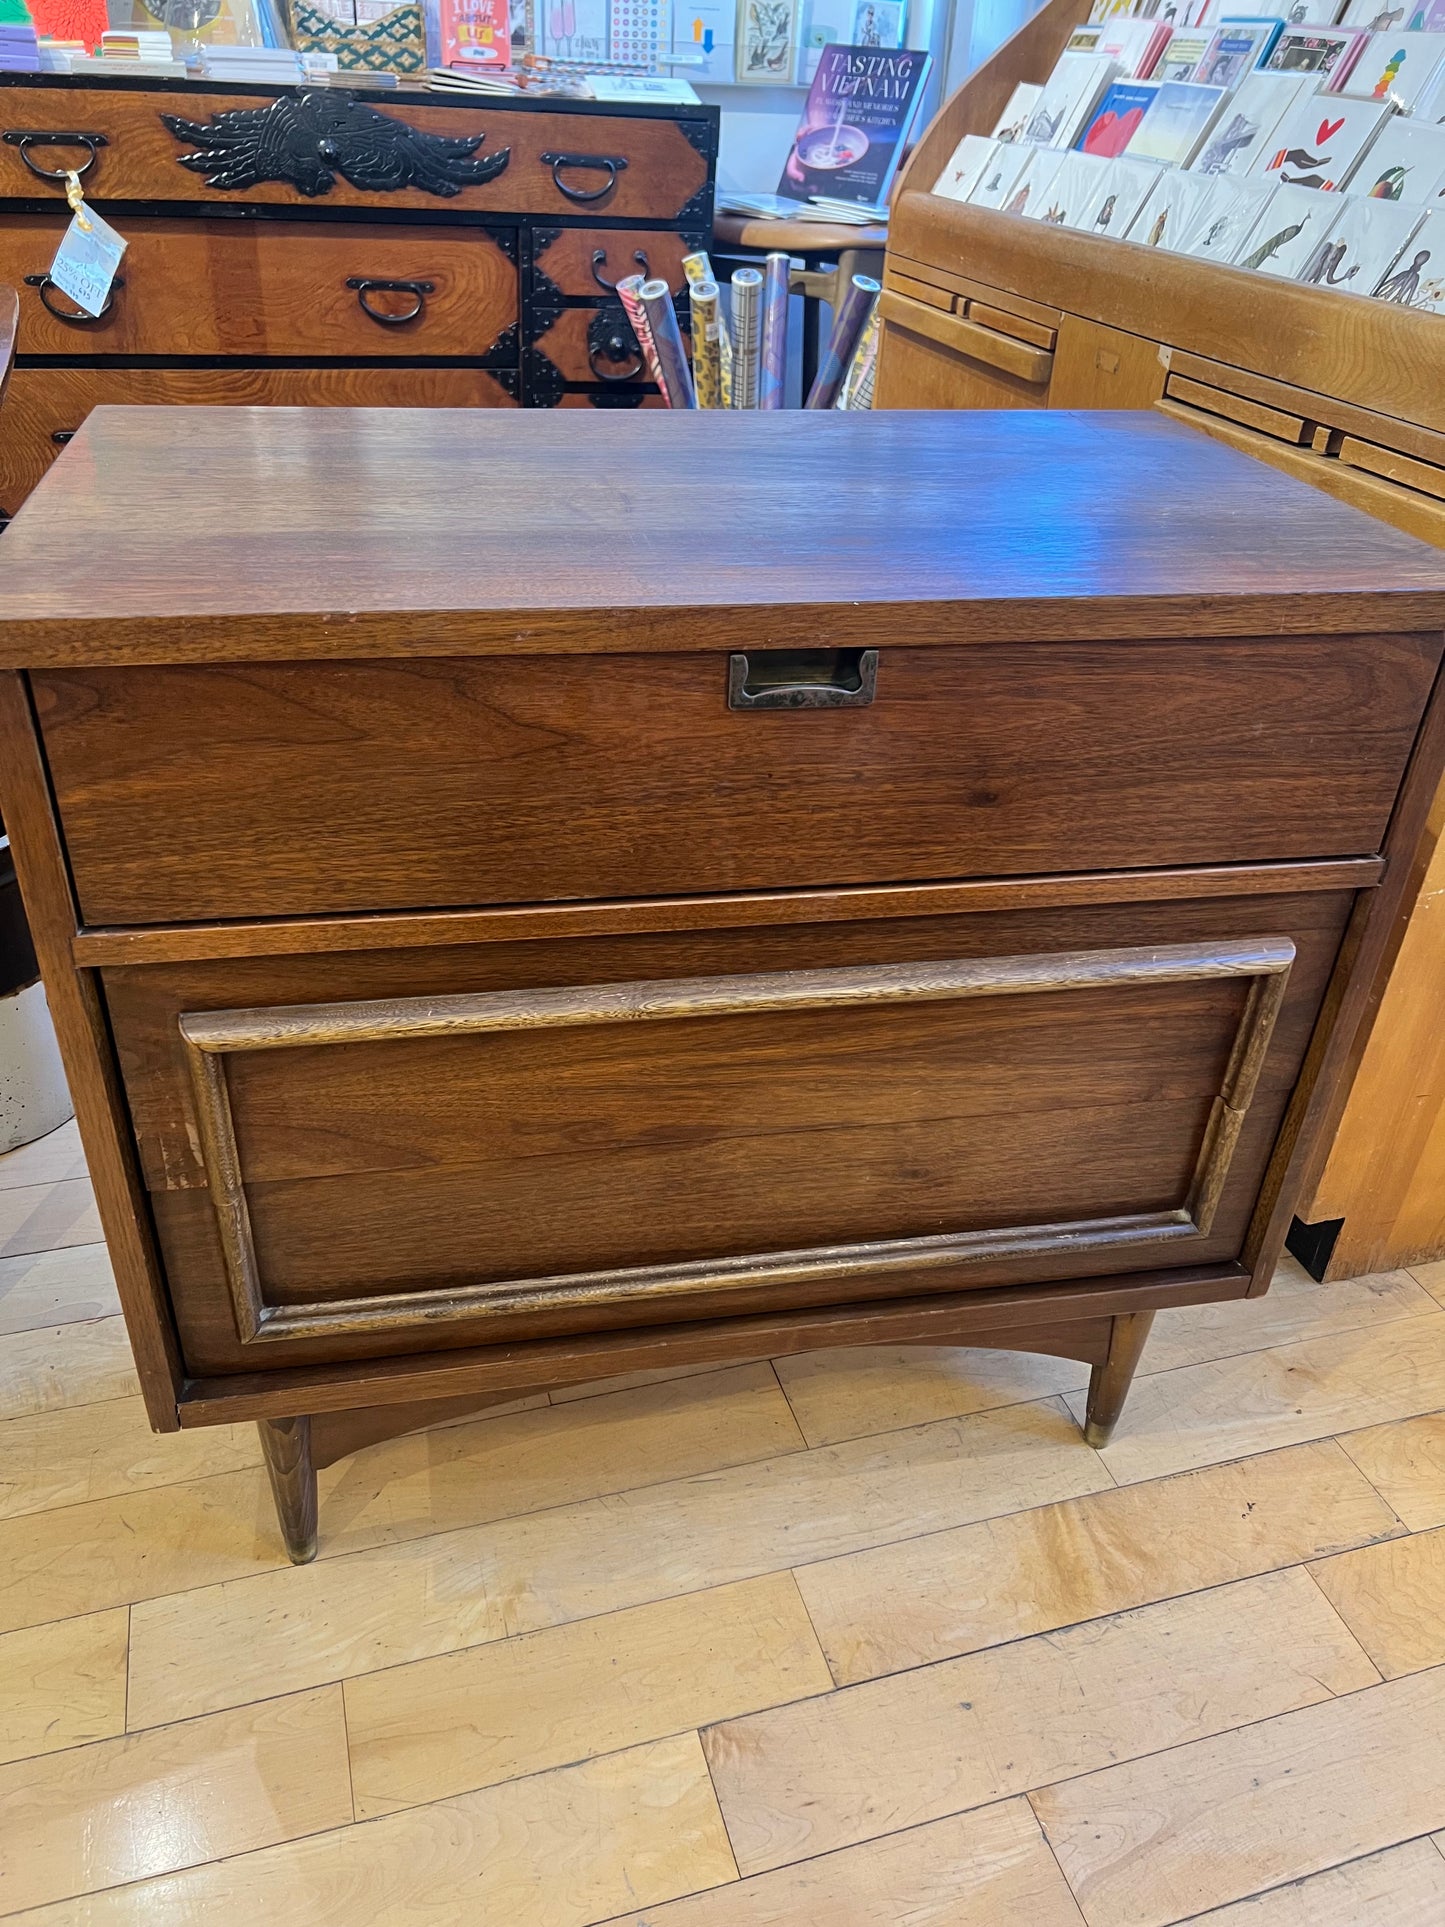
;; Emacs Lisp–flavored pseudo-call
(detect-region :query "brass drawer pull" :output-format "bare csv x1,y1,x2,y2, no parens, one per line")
728,648,879,710
3,129,108,182
541,150,628,203
591,245,650,291
24,272,124,323
346,276,434,325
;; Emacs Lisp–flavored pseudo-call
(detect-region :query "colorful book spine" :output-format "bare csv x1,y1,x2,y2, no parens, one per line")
688,280,724,409
757,251,790,411
804,273,880,410
614,273,667,397
639,278,697,409
729,266,762,408
683,248,733,405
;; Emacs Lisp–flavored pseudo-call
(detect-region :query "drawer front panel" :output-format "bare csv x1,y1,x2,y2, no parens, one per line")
0,88,712,219
0,364,516,518
0,215,518,358
533,225,699,298
104,888,1351,1373
39,636,1440,924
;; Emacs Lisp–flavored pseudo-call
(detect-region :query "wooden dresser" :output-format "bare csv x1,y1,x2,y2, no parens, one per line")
0,73,716,516
3,403,1444,1561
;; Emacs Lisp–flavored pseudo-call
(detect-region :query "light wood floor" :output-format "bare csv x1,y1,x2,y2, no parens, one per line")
4,1121,1445,1923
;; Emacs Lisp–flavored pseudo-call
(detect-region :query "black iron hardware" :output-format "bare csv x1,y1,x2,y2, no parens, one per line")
727,649,879,711
3,130,109,182
50,429,76,445
591,246,651,292
587,302,645,382
540,150,628,203
346,276,433,325
24,272,123,323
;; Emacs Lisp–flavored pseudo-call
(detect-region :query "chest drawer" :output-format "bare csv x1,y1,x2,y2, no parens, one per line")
104,884,1351,1374
0,215,518,358
0,364,517,518
0,87,711,221
36,635,1439,926
533,225,701,298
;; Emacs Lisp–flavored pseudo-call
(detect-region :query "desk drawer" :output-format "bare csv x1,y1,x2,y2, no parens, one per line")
0,88,711,220
37,637,1438,925
103,885,1350,1373
0,215,518,359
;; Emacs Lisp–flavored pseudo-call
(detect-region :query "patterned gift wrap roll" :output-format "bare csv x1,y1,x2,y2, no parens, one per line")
836,298,882,411
684,249,733,404
757,250,790,411
805,273,881,411
729,266,762,409
640,278,698,409
689,280,724,409
614,273,668,399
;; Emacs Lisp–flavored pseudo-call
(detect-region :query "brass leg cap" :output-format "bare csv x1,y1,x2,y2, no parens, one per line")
1083,1418,1115,1450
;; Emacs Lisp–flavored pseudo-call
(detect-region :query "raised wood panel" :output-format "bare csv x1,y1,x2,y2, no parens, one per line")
0,365,517,519
1167,351,1445,473
970,303,1057,352
0,85,710,219
1337,437,1445,504
886,256,1063,329
874,321,1045,410
0,215,518,359
35,638,1437,924
878,290,1053,385
882,269,956,312
1164,374,1313,447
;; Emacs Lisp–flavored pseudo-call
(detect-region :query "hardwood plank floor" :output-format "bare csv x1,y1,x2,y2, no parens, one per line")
5,1120,1445,1925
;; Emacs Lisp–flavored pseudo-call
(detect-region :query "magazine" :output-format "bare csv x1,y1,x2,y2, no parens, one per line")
777,44,932,205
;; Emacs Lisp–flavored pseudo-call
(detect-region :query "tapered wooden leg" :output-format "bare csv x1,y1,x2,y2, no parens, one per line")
1083,1312,1156,1449
259,1416,317,1565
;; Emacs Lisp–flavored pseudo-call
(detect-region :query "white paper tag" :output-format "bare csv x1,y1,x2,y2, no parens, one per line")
48,207,127,319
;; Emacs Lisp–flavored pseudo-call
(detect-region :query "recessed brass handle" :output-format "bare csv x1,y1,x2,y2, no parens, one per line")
24,272,123,323
728,648,879,710
346,276,434,325
541,150,628,203
3,130,108,182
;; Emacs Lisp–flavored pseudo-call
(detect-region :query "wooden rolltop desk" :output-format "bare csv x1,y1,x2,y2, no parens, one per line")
878,0,1445,1283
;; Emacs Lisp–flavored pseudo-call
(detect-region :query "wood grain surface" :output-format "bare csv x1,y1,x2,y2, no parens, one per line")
4,410,1445,659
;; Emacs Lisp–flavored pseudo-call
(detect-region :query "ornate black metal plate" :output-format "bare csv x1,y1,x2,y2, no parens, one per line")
161,90,511,198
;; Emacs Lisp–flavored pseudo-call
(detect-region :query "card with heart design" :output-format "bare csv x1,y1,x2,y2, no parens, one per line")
1247,93,1394,188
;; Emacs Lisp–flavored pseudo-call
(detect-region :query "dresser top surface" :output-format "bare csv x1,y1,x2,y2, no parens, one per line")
3,405,1445,665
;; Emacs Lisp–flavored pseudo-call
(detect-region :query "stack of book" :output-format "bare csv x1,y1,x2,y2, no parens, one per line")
0,20,40,68
933,0,1445,314
189,43,339,79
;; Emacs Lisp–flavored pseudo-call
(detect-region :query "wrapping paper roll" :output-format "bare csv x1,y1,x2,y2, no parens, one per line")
614,273,668,398
684,249,733,405
689,280,724,409
730,266,762,409
837,298,882,411
681,250,717,285
640,278,698,410
757,251,790,411
805,274,881,411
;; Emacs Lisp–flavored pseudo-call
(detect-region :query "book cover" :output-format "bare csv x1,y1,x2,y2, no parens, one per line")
1124,78,1230,162
1336,26,1445,98
966,138,1039,208
1077,153,1163,232
1373,209,1445,301
1235,178,1344,269
991,80,1041,140
998,146,1068,214
1153,27,1212,76
933,132,999,199
1250,93,1393,185
440,0,509,64
1189,71,1308,172
1076,79,1161,155
1029,147,1111,220
1298,190,1426,285
1347,113,1445,195
1182,174,1278,254
1265,26,1362,74
1023,51,1121,146
1196,20,1277,83
1125,165,1218,243
777,45,932,202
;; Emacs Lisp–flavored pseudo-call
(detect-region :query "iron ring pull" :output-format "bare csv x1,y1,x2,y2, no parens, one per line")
346,276,434,325
591,246,650,292
3,130,109,182
24,272,124,323
541,150,629,204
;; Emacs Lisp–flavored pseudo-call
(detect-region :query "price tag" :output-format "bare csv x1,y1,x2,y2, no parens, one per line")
48,204,127,319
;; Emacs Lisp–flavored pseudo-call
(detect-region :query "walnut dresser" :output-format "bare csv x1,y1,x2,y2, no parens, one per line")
3,403,1445,1562
0,73,717,518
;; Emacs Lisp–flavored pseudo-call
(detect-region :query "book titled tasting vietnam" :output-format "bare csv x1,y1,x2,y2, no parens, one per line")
779,44,933,205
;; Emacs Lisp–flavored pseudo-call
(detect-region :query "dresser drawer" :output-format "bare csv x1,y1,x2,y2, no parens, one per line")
0,364,516,517
37,636,1439,926
531,300,665,386
0,86,711,220
0,215,518,358
102,884,1350,1373
532,225,700,298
